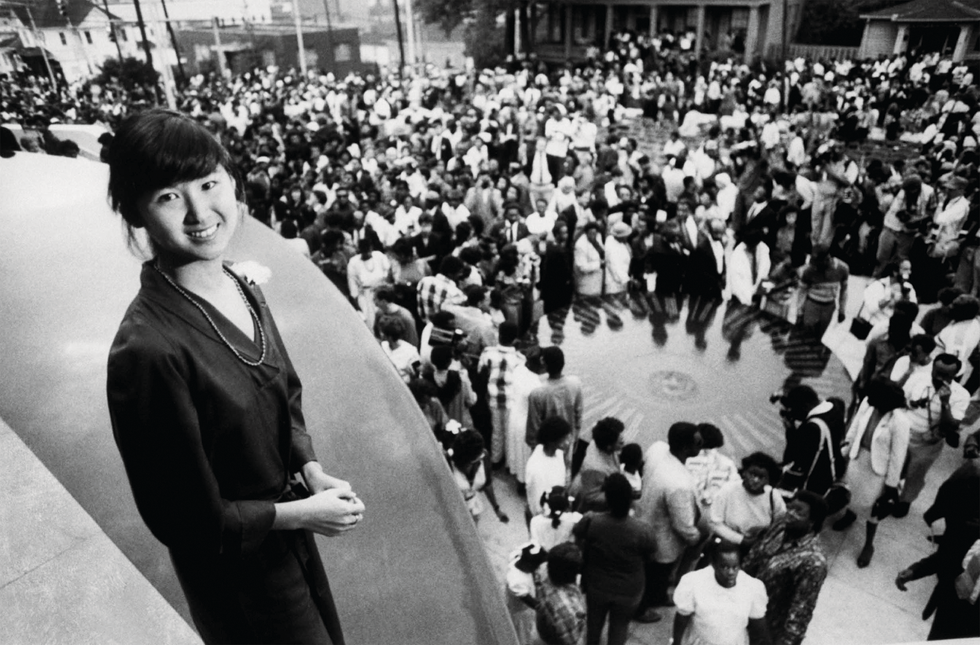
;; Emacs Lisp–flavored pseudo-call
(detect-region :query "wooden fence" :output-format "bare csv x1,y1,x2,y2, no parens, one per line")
767,42,861,61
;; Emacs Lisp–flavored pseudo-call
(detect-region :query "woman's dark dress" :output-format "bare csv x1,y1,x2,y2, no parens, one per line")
107,263,343,644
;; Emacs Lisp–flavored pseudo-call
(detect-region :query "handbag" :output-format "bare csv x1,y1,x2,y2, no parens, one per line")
849,303,872,340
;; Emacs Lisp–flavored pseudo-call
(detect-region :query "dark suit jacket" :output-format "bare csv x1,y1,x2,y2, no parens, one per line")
487,220,530,249
685,233,726,299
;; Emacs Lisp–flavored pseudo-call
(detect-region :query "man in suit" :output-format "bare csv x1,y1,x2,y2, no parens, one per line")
634,423,704,623
684,218,727,301
488,202,530,250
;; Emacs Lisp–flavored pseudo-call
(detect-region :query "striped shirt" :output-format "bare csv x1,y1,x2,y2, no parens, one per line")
478,345,524,407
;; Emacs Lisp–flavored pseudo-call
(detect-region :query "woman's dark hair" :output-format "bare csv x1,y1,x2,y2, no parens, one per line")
909,333,937,355
697,423,724,449
793,490,830,533
357,238,373,254
542,485,571,528
450,429,484,469
887,313,912,349
937,286,964,307
741,451,782,484
592,417,625,453
619,443,643,471
547,542,583,586
537,416,573,446
893,300,919,321
430,345,453,370
374,284,396,303
455,221,473,244
280,219,299,239
865,377,907,413
603,472,633,518
950,295,980,322
707,537,742,564
781,385,820,419
108,108,238,230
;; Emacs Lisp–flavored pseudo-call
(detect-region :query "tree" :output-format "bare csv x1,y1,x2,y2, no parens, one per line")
463,2,508,69
415,0,528,66
93,57,160,91
795,0,910,47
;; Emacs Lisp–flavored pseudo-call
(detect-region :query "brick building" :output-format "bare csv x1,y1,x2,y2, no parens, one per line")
176,24,372,77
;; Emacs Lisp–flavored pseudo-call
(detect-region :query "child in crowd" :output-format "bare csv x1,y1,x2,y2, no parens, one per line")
620,442,644,499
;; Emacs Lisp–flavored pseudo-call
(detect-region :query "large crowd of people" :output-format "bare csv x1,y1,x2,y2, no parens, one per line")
3,28,979,645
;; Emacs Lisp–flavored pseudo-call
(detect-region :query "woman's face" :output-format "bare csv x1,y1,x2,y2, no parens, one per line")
741,465,769,495
137,166,240,265
712,550,741,589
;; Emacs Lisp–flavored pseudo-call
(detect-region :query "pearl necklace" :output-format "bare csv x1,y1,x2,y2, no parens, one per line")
152,264,267,367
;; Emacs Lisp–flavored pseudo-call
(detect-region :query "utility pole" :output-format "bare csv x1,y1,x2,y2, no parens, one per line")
403,0,415,71
131,0,161,103
212,16,229,78
158,0,186,87
291,0,307,77
145,0,175,108
782,0,789,61
320,0,334,74
101,0,122,62
22,4,58,89
392,0,404,78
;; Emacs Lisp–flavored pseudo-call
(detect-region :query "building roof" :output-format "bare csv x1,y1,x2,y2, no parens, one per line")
860,0,980,22
12,0,119,30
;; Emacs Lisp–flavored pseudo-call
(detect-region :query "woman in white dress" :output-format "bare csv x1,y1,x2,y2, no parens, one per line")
673,540,770,645
525,417,573,522
838,378,909,567
347,238,391,330
506,361,545,485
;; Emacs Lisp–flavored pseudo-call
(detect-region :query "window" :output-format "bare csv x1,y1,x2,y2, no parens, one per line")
59,32,67,46
119,27,127,42
84,31,92,44
334,43,351,62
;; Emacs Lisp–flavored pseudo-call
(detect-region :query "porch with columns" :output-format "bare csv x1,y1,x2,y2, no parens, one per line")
520,0,779,66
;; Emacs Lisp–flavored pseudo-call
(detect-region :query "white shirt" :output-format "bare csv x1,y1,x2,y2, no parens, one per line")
710,481,786,544
936,319,980,377
525,445,567,516
903,371,969,436
673,567,768,645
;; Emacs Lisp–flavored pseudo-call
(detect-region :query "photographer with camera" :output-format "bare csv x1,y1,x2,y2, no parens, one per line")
892,353,970,518
776,386,847,505
874,174,937,278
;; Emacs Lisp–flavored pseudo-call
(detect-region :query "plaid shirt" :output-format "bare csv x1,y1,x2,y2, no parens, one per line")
416,274,466,324
533,569,586,645
742,516,827,645
478,345,523,407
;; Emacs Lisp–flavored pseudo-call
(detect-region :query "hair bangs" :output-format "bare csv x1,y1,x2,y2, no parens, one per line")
108,109,233,227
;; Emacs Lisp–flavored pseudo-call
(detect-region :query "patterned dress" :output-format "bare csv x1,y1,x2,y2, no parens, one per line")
741,516,828,645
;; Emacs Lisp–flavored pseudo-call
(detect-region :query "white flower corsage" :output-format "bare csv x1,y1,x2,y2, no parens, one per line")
230,261,272,286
